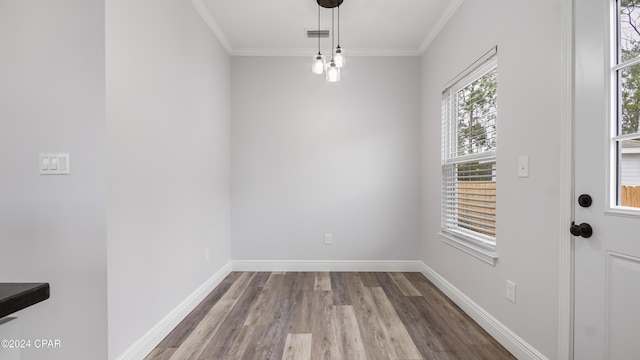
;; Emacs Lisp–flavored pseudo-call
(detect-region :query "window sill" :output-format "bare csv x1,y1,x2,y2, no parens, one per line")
605,206,640,219
438,232,498,266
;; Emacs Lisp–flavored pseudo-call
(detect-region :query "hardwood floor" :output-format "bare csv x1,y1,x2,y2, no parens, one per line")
145,272,515,360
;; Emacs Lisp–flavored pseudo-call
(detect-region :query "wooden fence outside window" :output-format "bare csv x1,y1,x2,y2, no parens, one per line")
621,186,640,208
457,182,496,237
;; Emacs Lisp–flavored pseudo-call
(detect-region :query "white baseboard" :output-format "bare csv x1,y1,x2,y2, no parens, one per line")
231,260,423,272
419,263,548,360
114,262,232,360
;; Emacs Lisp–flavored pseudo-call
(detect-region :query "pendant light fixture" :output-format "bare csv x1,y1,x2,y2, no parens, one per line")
326,8,340,82
334,5,344,68
311,4,325,75
312,0,345,82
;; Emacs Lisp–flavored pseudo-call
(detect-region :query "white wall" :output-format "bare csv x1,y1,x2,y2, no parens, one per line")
106,0,231,357
0,1,108,360
420,0,561,358
231,56,421,261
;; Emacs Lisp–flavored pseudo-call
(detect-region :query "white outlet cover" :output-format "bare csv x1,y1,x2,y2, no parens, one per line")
324,233,332,245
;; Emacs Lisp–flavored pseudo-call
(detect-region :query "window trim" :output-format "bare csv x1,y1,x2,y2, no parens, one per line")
610,0,640,213
440,47,498,264
439,231,498,265
443,47,498,93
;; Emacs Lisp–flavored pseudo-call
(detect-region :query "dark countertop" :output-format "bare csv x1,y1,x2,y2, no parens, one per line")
0,283,50,319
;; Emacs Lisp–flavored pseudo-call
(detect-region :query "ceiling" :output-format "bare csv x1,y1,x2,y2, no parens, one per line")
192,0,463,56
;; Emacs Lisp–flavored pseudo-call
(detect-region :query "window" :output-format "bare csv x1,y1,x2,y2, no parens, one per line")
614,1,640,209
441,47,498,262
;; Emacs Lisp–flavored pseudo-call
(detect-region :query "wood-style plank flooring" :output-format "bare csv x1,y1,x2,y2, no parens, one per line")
145,272,515,360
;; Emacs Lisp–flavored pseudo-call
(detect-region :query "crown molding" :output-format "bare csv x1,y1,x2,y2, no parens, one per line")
419,0,465,54
230,48,423,57
191,0,233,54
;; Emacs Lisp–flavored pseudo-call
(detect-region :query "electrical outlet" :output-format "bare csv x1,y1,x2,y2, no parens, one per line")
506,280,517,303
324,233,332,245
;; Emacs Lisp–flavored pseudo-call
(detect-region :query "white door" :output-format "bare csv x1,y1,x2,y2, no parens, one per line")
574,0,640,359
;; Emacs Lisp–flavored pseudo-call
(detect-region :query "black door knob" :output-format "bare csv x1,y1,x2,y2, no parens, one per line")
570,222,593,238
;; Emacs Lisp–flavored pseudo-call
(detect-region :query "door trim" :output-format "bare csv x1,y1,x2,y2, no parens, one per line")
559,0,575,359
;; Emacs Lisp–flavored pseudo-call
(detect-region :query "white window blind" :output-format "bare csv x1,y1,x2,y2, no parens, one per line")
441,48,497,249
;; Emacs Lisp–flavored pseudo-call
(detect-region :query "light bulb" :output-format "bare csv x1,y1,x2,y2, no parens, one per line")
326,60,340,82
312,53,325,75
334,46,344,68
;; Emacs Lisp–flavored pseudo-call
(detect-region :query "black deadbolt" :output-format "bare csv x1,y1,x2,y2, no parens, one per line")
578,194,592,208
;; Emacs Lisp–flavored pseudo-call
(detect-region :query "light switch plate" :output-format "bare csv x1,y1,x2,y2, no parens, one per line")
518,156,529,178
40,153,70,175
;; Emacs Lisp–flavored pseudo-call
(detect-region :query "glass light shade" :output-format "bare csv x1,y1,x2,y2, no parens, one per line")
326,60,340,82
312,54,325,75
334,47,344,68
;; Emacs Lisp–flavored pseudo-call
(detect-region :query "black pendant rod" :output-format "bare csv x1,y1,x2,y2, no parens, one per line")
337,5,340,45
331,8,335,60
317,4,321,53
